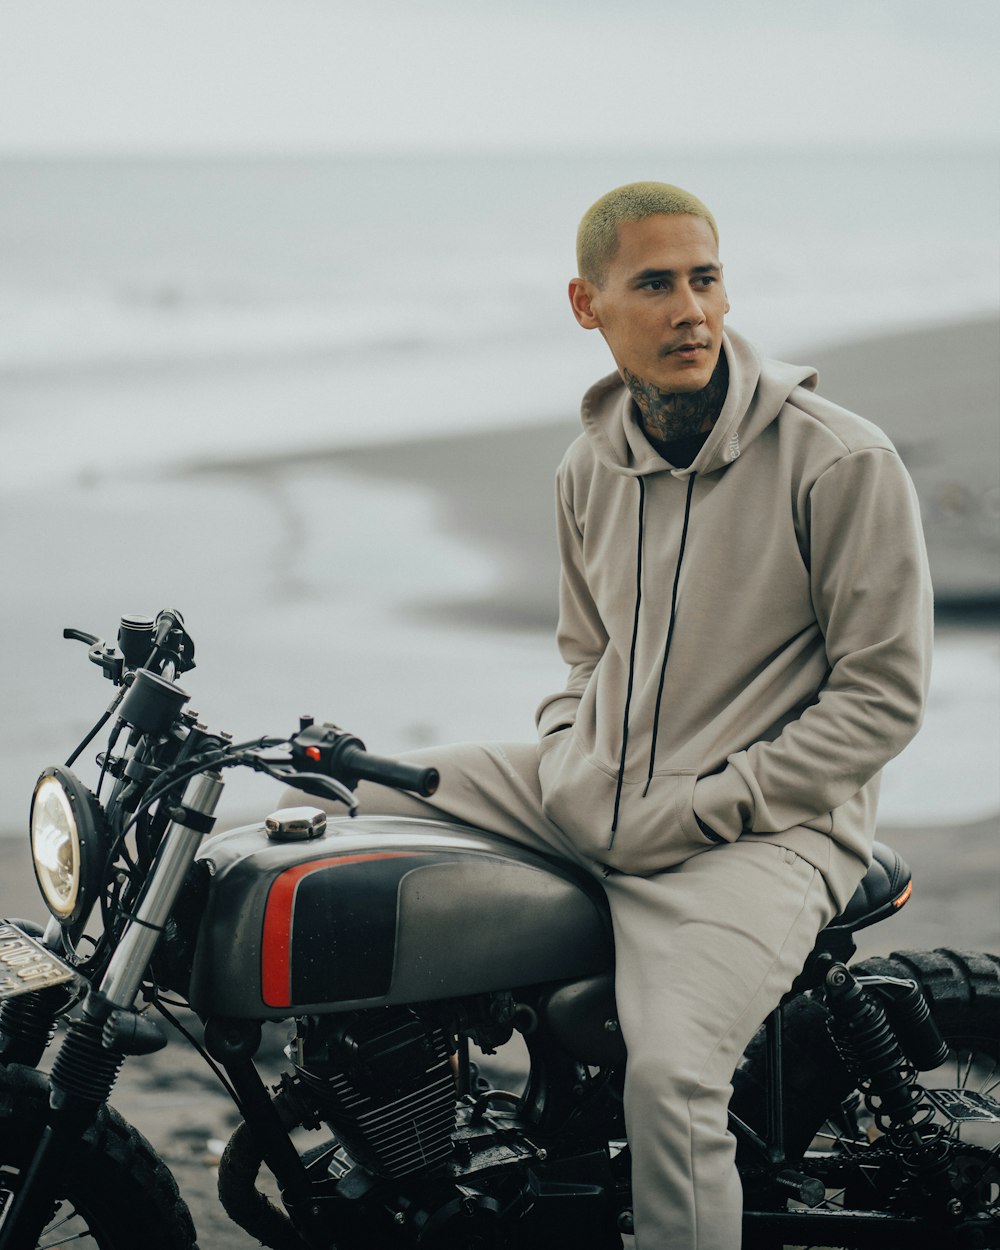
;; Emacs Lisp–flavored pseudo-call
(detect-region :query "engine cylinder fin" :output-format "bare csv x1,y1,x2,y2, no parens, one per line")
296,1008,457,1179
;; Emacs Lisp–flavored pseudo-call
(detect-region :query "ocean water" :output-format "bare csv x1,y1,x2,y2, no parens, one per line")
0,150,997,836
2,149,997,478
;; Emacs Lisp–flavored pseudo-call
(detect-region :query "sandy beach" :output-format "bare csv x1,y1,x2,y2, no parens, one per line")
1,314,997,1247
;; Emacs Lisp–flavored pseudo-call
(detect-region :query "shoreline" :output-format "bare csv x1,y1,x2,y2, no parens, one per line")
172,313,1000,624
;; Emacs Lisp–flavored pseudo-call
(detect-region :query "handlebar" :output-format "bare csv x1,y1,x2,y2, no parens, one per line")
292,723,439,798
62,612,441,807
64,609,195,685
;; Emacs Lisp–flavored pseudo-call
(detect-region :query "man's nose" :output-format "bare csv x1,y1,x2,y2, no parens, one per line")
671,285,706,327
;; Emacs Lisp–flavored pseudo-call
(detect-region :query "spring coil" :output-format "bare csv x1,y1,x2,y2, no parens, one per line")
827,999,926,1128
826,968,952,1190
49,1016,124,1105
884,1119,953,1187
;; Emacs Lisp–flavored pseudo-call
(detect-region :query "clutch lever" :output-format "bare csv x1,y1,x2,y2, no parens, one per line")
64,627,124,684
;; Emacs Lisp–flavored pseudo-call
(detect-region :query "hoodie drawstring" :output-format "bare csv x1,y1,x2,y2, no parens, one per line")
644,471,697,794
609,472,697,842
609,476,645,842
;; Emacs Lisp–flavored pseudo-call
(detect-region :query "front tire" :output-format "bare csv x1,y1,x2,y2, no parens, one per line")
734,948,1000,1249
0,1063,199,1249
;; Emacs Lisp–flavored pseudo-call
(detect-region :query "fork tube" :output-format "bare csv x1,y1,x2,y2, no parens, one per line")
100,770,224,1009
0,772,226,1250
765,1004,785,1162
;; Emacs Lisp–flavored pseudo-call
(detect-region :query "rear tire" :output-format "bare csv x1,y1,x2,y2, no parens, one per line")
0,1063,199,1249
734,948,1000,1249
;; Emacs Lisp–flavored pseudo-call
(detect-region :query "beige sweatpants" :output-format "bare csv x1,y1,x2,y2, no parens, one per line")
306,739,845,1250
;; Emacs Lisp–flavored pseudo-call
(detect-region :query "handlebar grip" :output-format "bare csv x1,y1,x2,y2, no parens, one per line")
337,742,440,797
292,724,440,797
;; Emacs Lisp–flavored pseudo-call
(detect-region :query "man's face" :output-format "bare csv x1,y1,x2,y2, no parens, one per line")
569,213,729,394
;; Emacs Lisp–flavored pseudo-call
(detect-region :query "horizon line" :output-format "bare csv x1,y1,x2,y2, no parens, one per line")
1,139,996,163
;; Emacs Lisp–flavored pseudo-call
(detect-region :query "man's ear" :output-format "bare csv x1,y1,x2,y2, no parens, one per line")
568,278,601,330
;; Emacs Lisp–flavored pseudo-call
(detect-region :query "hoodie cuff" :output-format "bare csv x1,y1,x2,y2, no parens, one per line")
692,765,755,842
536,694,581,740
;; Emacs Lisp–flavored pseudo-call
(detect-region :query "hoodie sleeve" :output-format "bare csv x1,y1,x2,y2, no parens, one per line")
535,464,610,738
692,446,933,840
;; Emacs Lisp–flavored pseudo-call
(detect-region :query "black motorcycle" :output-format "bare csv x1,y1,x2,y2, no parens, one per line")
0,609,997,1248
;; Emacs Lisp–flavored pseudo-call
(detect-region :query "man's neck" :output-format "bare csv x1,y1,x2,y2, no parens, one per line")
624,355,729,444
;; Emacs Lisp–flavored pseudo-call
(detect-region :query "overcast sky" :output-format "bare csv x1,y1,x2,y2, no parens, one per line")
1,0,998,155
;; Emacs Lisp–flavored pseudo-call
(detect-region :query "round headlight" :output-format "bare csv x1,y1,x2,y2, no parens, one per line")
30,767,106,927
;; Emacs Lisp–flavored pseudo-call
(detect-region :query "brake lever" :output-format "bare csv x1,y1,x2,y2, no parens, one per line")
291,774,359,812
249,758,358,813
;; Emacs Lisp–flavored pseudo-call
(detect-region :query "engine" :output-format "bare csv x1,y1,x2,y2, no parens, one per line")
293,1007,457,1179
217,999,625,1249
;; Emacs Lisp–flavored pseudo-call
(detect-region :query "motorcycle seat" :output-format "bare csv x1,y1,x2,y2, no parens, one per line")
824,840,912,934
785,841,913,995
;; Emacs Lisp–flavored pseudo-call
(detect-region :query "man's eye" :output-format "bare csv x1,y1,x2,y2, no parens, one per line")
645,280,667,291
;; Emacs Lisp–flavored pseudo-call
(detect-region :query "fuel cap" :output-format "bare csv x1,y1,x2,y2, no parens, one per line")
265,807,327,841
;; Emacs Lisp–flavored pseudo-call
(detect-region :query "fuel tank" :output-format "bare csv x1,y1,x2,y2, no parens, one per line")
187,813,613,1019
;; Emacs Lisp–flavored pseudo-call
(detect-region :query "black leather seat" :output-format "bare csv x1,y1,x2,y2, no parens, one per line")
825,840,912,933
784,841,913,995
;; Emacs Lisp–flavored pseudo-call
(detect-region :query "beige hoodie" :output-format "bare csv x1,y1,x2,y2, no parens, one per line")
535,328,933,908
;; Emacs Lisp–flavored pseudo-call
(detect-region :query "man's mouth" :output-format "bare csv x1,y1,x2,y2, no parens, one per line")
664,340,710,358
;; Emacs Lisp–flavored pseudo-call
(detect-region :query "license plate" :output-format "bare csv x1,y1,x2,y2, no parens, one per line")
924,1088,1000,1123
0,922,76,999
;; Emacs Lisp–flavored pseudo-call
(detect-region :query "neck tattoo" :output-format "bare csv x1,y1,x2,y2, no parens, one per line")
624,355,729,443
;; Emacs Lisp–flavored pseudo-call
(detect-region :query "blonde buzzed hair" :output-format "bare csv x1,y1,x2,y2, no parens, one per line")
576,181,719,286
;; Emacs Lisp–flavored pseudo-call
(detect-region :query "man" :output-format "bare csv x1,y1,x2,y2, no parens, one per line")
300,182,933,1248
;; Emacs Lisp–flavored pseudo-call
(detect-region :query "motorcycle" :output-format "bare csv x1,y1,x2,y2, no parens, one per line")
0,608,998,1249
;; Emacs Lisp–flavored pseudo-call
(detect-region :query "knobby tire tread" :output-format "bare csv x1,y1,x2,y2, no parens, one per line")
0,1062,199,1249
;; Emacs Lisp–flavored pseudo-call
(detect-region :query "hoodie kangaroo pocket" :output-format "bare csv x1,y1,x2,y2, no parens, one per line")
537,736,711,873
608,768,715,873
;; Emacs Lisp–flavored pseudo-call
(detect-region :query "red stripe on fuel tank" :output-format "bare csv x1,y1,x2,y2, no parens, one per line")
261,852,421,1008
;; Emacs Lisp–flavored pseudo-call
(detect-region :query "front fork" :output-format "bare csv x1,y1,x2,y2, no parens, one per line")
0,771,224,1248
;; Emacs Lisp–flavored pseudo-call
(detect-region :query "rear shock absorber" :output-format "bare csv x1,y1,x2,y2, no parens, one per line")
824,964,952,1195
870,975,950,1074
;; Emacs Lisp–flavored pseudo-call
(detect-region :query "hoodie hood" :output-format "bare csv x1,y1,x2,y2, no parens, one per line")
579,326,818,478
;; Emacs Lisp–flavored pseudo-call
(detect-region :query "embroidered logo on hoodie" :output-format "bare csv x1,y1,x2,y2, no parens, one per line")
727,433,741,462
